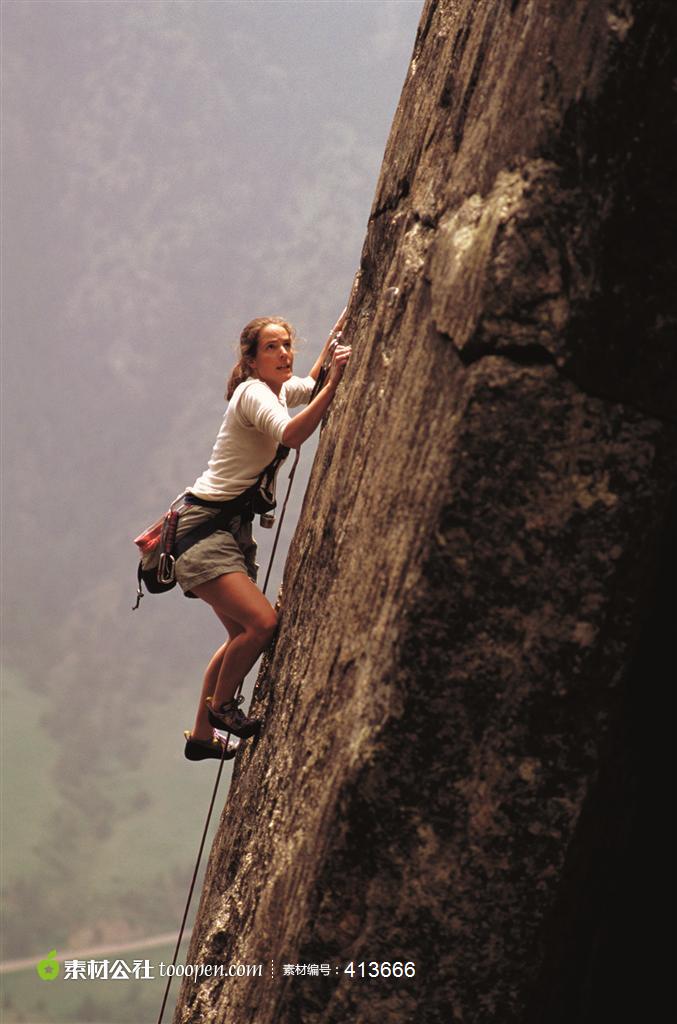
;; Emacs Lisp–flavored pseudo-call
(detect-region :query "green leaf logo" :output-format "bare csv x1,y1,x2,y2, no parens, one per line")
36,949,60,981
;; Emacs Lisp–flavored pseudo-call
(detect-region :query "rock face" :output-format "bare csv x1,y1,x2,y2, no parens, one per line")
174,2,675,1022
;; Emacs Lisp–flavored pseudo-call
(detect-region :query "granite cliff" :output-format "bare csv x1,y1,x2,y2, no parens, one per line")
174,1,676,1021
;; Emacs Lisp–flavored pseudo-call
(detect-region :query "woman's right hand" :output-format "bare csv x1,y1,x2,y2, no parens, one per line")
327,343,351,389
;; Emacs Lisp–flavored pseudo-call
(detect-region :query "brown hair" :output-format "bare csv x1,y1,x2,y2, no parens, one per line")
225,316,296,400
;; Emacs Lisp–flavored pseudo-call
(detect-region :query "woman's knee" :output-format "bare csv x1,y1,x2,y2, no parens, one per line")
249,607,278,646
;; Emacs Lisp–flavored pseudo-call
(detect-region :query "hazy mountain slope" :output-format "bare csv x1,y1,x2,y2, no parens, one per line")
0,3,424,1005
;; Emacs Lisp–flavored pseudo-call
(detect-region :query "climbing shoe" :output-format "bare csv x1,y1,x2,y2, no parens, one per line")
184,730,239,762
205,695,262,739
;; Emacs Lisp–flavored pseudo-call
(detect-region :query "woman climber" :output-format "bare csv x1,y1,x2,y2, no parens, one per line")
177,311,351,762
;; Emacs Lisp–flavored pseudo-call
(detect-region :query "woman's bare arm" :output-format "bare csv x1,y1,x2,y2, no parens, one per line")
282,343,351,448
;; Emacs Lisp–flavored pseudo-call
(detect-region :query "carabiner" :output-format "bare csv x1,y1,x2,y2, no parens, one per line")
157,552,176,585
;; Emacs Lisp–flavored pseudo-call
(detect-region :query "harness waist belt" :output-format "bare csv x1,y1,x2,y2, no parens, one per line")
175,488,256,559
183,488,256,512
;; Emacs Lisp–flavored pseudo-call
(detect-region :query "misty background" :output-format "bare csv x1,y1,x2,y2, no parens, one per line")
0,1,423,1020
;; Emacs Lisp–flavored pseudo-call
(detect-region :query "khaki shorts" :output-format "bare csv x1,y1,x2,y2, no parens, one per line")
173,504,259,598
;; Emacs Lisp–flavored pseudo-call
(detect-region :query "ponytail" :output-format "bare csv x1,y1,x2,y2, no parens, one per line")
225,358,251,401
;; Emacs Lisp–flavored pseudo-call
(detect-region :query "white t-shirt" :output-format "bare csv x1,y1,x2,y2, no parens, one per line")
188,375,315,500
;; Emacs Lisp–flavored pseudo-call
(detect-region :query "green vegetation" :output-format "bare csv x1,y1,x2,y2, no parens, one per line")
2,669,62,874
2,666,232,1021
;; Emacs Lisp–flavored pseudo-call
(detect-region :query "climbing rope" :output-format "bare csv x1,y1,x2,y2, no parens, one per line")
156,334,341,1023
156,731,231,1024
155,441,303,1020
261,449,299,596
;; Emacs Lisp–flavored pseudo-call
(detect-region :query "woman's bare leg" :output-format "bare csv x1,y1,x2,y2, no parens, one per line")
190,620,242,741
191,571,277,731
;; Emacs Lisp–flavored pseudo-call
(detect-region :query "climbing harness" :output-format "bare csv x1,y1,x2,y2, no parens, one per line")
154,330,343,1024
133,447,289,609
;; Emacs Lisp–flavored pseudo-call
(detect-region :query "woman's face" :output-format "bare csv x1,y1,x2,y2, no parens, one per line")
249,323,294,394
